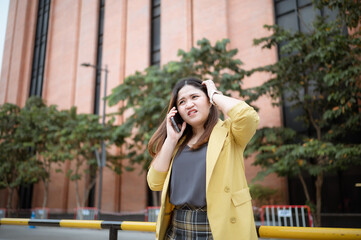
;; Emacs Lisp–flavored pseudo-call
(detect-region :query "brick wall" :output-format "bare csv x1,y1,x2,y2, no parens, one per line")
0,0,287,213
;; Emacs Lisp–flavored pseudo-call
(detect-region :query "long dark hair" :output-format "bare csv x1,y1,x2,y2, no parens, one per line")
148,77,219,157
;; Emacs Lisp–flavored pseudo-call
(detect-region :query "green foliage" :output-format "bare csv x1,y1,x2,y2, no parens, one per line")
314,0,361,29
247,6,361,174
17,97,65,181
246,2,361,226
58,106,120,207
0,101,40,212
108,38,249,170
249,184,278,206
0,103,35,191
249,19,361,125
247,128,361,180
0,97,120,208
59,107,113,180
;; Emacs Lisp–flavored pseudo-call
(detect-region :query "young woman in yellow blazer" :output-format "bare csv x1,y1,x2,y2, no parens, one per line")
147,77,259,239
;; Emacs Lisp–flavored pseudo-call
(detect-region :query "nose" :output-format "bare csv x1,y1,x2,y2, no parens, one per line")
185,100,194,109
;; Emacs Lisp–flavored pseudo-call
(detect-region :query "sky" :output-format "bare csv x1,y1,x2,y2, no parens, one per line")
0,0,10,75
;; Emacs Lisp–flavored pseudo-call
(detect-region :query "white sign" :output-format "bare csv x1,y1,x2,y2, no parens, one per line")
82,210,90,215
278,209,292,217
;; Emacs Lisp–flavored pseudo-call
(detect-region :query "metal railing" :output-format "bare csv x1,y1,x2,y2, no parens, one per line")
256,225,361,239
0,218,155,240
261,205,313,227
1,218,361,240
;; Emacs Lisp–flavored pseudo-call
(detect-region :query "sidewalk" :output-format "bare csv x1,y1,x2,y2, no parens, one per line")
0,225,155,240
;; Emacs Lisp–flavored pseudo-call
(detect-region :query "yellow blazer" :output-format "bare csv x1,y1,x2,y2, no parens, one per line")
147,101,260,240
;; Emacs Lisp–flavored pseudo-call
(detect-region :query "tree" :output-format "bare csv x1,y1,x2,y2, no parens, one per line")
59,106,115,210
1,97,122,213
108,38,249,171
0,103,38,214
245,2,361,226
16,97,68,208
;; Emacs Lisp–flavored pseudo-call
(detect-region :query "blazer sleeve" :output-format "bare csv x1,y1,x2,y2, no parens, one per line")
147,165,168,191
227,101,260,148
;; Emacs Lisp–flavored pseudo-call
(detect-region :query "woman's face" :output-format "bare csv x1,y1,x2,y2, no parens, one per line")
176,85,212,129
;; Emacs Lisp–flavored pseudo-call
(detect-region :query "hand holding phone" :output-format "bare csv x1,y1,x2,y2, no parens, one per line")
170,116,181,133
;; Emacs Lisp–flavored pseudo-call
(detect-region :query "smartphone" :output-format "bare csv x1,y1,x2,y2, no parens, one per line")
170,111,183,133
171,117,181,133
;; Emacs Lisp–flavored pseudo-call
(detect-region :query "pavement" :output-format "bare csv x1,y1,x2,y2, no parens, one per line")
0,225,156,240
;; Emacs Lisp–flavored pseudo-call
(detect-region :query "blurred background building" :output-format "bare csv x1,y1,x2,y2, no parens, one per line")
0,0,359,225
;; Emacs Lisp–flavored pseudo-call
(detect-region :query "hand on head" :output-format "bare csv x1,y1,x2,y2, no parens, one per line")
202,79,218,100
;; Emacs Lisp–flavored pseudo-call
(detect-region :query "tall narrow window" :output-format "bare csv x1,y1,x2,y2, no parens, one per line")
87,0,105,208
29,0,51,97
93,0,105,115
20,0,51,210
150,0,160,66
148,0,161,207
274,0,315,133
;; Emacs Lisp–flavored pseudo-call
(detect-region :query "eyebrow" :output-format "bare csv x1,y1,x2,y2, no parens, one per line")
177,92,200,102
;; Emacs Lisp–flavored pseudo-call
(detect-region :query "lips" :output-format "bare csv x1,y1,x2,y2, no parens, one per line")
187,109,197,116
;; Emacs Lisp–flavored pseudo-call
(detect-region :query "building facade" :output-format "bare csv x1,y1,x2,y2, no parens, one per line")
0,0,289,214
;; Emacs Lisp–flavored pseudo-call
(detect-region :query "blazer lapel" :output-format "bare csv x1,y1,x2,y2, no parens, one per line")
206,120,228,192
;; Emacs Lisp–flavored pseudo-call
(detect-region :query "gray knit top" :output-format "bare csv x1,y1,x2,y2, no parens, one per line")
169,143,208,207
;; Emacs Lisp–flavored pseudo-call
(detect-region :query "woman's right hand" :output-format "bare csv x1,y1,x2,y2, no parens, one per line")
151,107,186,172
166,107,186,143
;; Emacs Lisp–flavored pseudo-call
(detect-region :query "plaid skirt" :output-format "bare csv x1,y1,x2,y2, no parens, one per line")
165,205,213,240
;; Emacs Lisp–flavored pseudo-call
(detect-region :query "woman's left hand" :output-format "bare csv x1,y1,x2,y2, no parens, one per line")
202,79,218,100
202,79,241,115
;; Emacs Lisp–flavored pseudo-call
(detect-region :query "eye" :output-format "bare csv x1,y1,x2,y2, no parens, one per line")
178,100,185,105
192,95,199,99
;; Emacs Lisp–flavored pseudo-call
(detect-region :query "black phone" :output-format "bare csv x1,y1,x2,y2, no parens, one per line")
170,113,183,133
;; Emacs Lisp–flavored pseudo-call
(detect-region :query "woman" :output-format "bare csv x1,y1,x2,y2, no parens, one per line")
147,77,259,240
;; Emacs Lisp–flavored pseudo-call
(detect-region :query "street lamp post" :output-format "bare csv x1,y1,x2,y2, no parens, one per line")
80,63,109,214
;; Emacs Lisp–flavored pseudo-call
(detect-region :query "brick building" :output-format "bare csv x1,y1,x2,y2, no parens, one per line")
1,0,286,215
3,0,357,221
